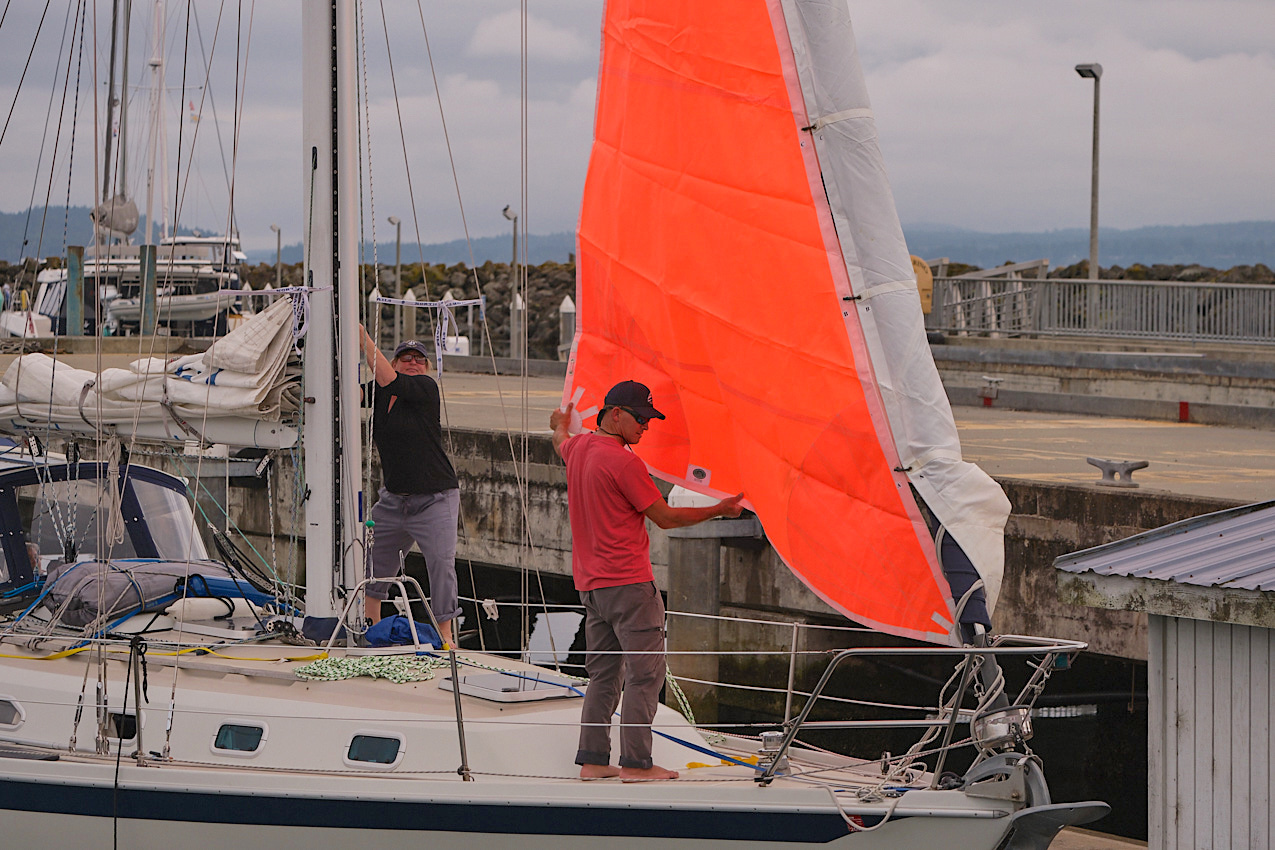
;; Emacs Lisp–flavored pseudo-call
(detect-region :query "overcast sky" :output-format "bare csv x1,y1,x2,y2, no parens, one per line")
1,1,1272,254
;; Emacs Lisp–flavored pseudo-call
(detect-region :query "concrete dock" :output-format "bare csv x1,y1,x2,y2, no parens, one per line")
428,370,1273,506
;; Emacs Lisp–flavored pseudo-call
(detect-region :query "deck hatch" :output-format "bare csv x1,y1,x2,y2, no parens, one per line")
440,671,584,703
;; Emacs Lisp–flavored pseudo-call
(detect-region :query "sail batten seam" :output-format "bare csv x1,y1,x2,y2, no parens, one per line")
802,106,873,131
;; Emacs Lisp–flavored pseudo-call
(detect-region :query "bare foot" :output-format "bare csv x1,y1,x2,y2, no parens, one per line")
620,764,680,782
579,764,621,780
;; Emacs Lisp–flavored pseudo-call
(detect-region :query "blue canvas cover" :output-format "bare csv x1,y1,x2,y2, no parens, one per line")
364,615,441,648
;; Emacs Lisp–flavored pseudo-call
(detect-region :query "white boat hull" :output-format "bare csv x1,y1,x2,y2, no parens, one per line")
107,290,240,324
0,758,1017,849
0,311,52,338
0,638,1083,850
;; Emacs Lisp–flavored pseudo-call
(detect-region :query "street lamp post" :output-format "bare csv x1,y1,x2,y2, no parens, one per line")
387,215,402,344
269,224,281,289
501,205,519,272
502,205,519,358
1075,63,1102,280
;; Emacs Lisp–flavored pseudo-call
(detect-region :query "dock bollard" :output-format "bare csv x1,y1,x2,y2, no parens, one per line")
980,375,1004,407
1086,456,1149,488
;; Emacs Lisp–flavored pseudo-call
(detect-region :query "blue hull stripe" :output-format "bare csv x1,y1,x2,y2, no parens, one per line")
0,779,872,842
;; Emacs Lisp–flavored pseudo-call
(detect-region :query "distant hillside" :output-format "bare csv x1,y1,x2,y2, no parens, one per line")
0,206,97,260
0,205,577,265
0,206,213,262
7,205,1271,270
903,221,1275,269
328,222,1275,270
333,232,578,268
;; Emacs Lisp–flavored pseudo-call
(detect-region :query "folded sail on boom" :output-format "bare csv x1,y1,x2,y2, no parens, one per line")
0,298,299,450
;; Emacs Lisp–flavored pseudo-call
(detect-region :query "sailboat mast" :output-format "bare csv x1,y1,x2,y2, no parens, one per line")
144,0,163,244
102,0,122,205
301,0,364,619
118,0,132,195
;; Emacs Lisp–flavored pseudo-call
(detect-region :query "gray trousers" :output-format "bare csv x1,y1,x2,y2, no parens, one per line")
575,582,666,770
367,487,461,621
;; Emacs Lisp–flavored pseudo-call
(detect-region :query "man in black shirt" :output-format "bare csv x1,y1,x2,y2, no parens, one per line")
359,327,460,646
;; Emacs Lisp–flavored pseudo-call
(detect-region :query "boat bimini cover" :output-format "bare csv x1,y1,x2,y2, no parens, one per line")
43,560,239,628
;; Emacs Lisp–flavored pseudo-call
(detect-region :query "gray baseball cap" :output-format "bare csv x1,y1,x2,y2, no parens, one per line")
392,340,431,360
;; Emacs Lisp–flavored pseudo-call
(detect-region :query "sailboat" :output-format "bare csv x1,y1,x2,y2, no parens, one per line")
0,2,1107,848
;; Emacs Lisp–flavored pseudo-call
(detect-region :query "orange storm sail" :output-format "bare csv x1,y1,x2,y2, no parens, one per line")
564,0,1010,643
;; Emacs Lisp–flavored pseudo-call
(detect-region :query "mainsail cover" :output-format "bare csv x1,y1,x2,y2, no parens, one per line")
565,0,1010,643
0,298,299,449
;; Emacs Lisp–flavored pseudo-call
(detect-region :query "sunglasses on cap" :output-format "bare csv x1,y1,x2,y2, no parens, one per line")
395,352,429,364
620,407,651,426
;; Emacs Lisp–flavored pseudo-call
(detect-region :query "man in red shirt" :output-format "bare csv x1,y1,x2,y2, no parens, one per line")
551,380,742,781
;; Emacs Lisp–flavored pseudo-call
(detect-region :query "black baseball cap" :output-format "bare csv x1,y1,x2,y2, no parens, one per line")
392,340,431,360
603,380,665,420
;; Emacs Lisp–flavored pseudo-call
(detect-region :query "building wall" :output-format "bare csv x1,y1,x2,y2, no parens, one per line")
1003,480,1239,660
1149,616,1273,850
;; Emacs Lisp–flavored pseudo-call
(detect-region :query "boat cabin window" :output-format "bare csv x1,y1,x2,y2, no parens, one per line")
0,544,13,586
18,480,142,562
345,734,403,767
0,697,24,728
212,722,266,754
15,477,207,564
107,711,138,741
131,479,208,561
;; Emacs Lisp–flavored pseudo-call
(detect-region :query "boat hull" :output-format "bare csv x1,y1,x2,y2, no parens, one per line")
106,290,240,324
0,311,52,338
0,762,1016,849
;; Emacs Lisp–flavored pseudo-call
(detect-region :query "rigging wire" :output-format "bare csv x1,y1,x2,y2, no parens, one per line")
61,1,87,267
85,0,114,771
13,0,77,284
13,0,85,592
354,0,378,599
391,0,557,661
0,0,53,151
191,1,242,239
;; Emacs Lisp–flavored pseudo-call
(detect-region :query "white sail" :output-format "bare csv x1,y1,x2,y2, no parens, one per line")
778,0,1011,612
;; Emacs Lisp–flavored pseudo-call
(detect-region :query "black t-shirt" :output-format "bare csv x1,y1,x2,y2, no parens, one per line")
365,373,458,495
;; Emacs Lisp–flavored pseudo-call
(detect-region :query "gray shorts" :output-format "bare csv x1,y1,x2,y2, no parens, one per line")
367,487,461,621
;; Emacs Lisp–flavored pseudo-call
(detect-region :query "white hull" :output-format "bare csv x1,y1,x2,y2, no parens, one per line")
0,311,52,338
0,769,1012,850
107,290,240,324
0,631,1100,850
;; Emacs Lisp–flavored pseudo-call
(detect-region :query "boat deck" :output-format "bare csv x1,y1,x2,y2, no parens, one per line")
0,626,908,795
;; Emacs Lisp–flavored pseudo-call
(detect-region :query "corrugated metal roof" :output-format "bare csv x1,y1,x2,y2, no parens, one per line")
1054,499,1275,592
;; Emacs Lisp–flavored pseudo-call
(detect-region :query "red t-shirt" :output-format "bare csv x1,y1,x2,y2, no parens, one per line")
559,432,662,591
